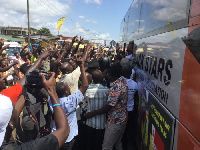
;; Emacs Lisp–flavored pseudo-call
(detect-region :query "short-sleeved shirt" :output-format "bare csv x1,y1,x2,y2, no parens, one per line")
48,90,84,143
59,66,81,94
107,76,128,125
126,78,138,111
0,83,22,104
0,83,23,146
14,134,59,150
85,84,109,129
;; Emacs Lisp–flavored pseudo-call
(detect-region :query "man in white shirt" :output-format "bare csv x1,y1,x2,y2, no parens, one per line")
59,62,81,94
121,65,138,150
49,56,89,150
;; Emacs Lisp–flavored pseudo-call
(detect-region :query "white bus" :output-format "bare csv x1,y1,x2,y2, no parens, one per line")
120,0,200,150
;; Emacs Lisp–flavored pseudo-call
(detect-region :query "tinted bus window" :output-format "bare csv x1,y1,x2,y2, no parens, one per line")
139,0,189,36
127,0,141,41
120,0,142,43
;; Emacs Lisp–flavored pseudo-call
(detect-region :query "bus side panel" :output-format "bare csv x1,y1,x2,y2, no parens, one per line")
137,83,175,150
135,27,188,118
179,3,200,141
175,121,200,150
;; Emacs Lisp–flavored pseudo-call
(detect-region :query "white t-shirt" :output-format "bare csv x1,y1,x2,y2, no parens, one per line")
130,69,135,79
59,66,81,94
48,90,84,143
126,78,138,111
126,54,133,60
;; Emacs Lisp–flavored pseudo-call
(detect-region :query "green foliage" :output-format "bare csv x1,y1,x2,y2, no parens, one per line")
38,27,52,36
30,27,38,32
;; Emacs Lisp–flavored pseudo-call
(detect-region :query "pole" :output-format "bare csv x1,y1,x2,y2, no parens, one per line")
27,0,30,51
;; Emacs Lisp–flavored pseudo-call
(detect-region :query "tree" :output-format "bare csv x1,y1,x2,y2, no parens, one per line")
30,27,39,34
30,27,38,32
38,27,52,36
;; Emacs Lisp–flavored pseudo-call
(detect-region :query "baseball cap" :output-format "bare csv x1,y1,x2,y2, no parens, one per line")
0,94,13,146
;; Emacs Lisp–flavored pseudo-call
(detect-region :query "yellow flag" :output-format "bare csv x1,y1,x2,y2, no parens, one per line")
57,17,66,32
167,21,172,26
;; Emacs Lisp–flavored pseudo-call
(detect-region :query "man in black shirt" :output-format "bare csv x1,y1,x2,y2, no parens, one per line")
15,72,70,150
0,51,70,150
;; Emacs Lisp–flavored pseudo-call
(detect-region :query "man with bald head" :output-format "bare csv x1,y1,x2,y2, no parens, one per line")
49,57,89,150
59,61,81,94
83,69,109,150
59,62,74,75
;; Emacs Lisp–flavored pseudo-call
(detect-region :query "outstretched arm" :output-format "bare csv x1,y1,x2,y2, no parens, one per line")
0,60,19,72
20,45,28,55
82,43,91,62
41,72,69,148
72,36,83,54
0,39,10,55
0,44,10,55
85,104,112,119
18,50,50,87
56,36,78,64
77,56,89,95
9,51,50,128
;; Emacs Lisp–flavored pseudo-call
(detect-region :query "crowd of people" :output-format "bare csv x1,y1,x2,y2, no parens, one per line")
0,36,138,150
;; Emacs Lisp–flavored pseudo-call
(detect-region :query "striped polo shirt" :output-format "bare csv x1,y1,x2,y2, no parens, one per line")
85,84,109,129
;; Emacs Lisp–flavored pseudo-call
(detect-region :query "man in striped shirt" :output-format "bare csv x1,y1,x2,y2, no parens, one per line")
84,69,109,150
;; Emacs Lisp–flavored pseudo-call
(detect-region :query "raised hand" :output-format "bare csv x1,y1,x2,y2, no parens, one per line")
39,50,50,59
86,43,92,50
82,43,91,62
72,35,78,43
3,44,10,50
40,72,56,93
12,60,19,65
80,36,83,43
75,55,84,66
24,45,28,48
64,41,70,48
0,39,4,49
116,43,120,52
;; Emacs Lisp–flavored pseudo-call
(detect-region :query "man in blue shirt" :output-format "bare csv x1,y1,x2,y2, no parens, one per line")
49,56,89,150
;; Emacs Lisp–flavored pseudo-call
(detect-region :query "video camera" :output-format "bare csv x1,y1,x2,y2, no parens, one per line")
26,69,51,87
0,40,4,49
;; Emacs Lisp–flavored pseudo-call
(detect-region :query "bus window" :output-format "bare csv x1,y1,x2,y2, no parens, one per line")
120,0,142,43
139,0,188,34
127,0,141,40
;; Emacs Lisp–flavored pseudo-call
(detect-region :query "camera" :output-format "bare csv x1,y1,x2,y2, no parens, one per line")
0,42,3,49
26,69,51,87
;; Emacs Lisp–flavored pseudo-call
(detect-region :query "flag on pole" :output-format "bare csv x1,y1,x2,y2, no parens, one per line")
57,17,66,32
